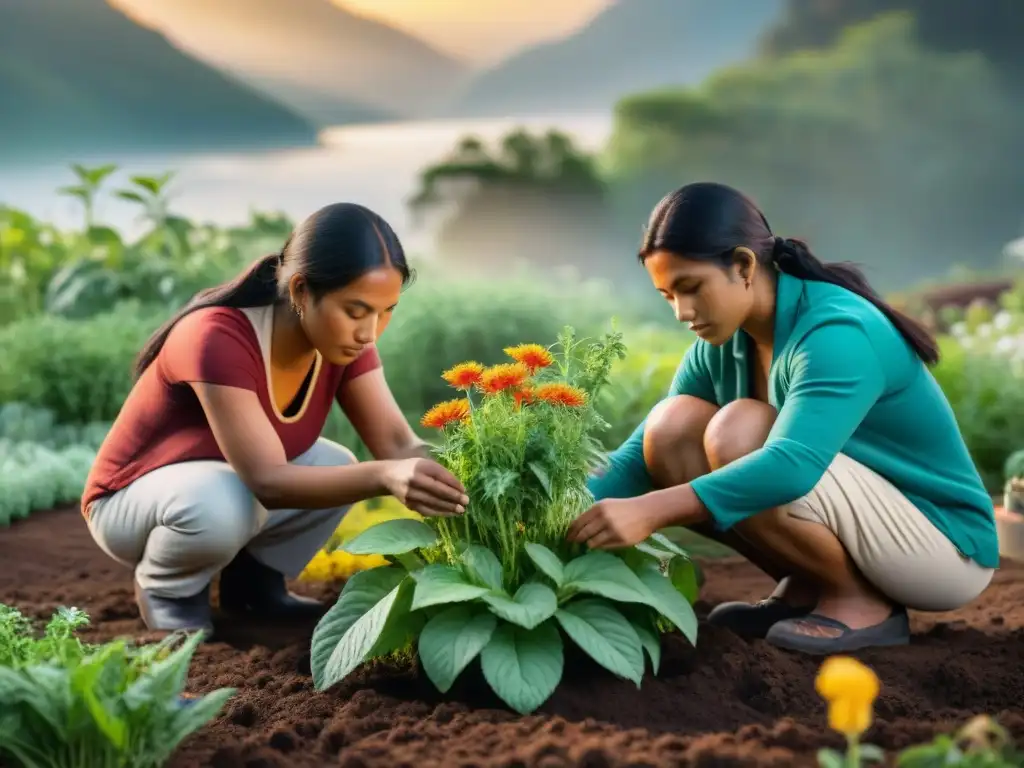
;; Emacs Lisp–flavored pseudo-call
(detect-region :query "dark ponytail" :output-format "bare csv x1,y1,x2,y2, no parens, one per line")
133,250,283,379
639,182,940,366
771,236,939,365
133,202,412,380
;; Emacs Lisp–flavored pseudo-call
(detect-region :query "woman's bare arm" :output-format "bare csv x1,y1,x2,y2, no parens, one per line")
193,382,393,509
192,382,466,514
336,367,432,460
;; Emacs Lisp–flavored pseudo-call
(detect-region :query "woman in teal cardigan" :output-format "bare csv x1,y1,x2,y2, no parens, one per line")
568,182,999,655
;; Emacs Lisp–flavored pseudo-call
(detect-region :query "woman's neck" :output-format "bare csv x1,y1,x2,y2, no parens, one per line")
270,302,316,370
741,273,778,350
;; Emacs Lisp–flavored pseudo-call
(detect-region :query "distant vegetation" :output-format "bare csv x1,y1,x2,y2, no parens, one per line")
761,0,1024,89
0,0,316,163
407,128,648,296
602,13,1024,291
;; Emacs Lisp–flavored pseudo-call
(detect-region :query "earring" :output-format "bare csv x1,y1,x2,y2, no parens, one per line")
293,303,303,318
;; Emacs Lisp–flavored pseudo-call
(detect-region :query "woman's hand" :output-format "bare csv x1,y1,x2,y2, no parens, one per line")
382,458,469,517
567,495,677,549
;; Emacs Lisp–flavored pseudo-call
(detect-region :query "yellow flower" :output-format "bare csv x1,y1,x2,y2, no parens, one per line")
815,656,880,737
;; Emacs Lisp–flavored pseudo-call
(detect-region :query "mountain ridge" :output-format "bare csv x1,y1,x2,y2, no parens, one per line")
447,0,785,117
0,0,319,163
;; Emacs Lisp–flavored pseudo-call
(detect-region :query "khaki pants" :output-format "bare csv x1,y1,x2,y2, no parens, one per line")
86,438,355,599
784,452,994,612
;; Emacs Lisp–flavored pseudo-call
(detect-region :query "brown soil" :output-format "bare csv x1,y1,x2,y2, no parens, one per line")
3,507,1023,767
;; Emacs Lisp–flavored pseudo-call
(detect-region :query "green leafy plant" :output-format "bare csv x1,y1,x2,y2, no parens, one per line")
896,715,1023,767
310,327,700,714
0,603,234,768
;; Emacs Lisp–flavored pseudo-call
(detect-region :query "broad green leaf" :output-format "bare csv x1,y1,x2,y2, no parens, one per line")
669,556,700,605
342,518,438,555
525,543,565,587
482,583,558,629
418,605,498,692
163,687,236,755
410,564,491,610
561,551,659,605
309,566,408,689
621,605,662,675
70,646,127,748
555,599,644,686
816,748,845,768
636,563,699,645
480,621,563,715
462,544,504,590
617,547,661,573
647,532,691,558
859,744,886,764
391,551,426,571
368,578,425,658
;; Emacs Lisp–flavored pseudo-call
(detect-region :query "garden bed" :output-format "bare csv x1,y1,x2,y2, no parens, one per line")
3,506,1023,767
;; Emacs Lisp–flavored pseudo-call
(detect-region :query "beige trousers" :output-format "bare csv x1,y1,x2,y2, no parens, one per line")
784,452,994,612
86,438,355,599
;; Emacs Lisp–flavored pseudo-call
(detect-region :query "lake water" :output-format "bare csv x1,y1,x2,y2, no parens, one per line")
2,114,614,254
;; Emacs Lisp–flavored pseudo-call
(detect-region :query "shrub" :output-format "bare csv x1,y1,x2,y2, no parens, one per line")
0,604,234,767
0,302,162,424
309,326,699,715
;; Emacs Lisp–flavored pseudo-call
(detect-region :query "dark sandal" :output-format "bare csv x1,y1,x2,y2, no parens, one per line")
707,597,813,639
765,607,910,654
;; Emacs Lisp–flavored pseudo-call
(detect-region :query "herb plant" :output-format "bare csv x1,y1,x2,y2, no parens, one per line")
0,603,234,767
311,327,700,714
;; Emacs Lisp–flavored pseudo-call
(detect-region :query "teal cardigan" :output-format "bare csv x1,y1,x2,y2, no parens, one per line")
588,272,999,569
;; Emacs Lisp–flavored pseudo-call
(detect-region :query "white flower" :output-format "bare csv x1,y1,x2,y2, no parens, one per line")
994,311,1013,331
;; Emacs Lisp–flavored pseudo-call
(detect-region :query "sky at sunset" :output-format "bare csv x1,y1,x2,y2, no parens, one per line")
115,0,613,64
335,0,612,62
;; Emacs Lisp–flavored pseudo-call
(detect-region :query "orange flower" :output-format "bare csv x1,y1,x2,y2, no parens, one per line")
513,386,535,409
534,382,587,407
504,344,554,372
442,361,484,390
478,362,530,395
421,398,470,429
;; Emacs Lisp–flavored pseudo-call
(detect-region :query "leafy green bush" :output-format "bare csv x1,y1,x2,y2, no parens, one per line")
310,327,699,715
931,337,1024,490
0,303,163,424
0,603,234,768
0,404,108,524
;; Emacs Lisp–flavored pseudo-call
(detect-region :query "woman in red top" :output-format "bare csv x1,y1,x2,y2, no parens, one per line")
82,203,468,636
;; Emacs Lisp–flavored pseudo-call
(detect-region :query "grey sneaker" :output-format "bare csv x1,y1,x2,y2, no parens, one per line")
765,608,911,655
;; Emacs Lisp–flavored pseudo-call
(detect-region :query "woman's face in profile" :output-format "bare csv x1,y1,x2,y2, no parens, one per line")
644,249,753,346
304,266,404,365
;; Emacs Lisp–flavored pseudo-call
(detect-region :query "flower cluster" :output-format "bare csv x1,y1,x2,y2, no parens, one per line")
415,327,626,586
421,344,588,430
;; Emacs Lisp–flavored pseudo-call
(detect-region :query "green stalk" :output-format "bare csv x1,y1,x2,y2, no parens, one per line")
846,735,860,767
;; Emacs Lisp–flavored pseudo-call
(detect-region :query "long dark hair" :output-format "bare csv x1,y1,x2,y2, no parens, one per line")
639,182,939,365
134,202,413,378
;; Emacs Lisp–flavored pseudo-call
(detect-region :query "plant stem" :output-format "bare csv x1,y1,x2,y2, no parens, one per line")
846,734,860,768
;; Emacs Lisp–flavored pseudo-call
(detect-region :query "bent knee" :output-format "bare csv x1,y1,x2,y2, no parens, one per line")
643,395,719,484
171,474,259,556
704,399,777,469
